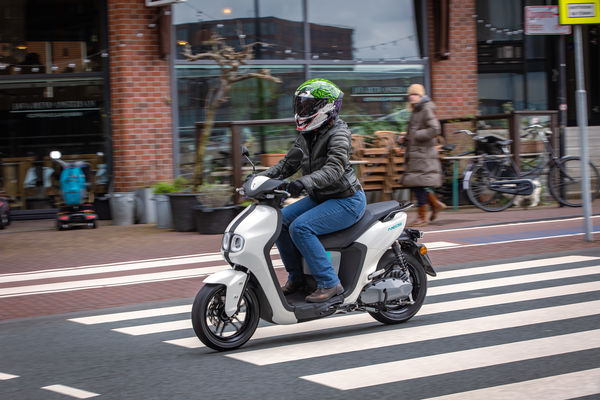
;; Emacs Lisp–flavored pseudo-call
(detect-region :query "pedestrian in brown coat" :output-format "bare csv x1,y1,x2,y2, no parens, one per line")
399,83,446,226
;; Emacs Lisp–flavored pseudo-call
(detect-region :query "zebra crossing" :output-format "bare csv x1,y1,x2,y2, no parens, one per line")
65,253,600,397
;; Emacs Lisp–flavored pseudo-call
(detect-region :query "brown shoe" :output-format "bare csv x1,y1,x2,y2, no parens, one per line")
428,192,447,222
281,280,306,296
409,205,428,227
305,284,344,303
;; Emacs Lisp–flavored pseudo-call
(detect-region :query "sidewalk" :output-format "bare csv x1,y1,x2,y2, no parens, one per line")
1,199,598,274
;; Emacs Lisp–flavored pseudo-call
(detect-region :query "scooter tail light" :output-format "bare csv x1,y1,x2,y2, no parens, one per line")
58,216,69,221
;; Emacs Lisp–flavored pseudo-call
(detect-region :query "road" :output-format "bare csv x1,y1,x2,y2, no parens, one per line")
1,213,599,399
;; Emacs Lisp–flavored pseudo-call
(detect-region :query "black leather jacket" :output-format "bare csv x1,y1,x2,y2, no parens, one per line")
260,118,362,202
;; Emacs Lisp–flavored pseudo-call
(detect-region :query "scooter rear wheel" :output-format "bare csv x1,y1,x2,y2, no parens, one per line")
192,283,260,351
368,251,427,324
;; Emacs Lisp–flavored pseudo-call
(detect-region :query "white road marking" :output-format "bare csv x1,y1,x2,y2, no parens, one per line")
432,255,597,280
41,384,100,399
0,254,224,284
422,368,600,400
0,261,284,298
165,278,600,349
0,372,19,380
300,329,600,390
427,215,600,234
428,265,600,296
226,300,600,365
423,241,460,249
68,305,191,325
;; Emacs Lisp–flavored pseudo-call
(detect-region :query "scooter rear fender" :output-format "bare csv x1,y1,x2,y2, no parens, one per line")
203,269,248,317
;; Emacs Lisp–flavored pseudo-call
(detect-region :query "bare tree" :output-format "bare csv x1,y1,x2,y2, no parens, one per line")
182,35,281,189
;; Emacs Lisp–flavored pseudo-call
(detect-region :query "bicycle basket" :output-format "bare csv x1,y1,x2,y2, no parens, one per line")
475,136,505,155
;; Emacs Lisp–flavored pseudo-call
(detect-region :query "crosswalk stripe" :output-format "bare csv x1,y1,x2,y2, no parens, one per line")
165,279,600,349
423,241,459,249
300,329,600,390
421,367,600,400
0,261,284,298
429,265,599,296
112,319,191,335
41,384,100,399
0,372,19,380
68,305,191,325
226,300,600,365
432,255,597,280
0,255,225,284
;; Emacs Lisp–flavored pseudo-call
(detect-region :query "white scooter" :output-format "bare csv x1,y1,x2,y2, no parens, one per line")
191,147,436,351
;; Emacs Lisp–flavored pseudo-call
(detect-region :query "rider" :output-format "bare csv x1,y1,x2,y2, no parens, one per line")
259,79,366,303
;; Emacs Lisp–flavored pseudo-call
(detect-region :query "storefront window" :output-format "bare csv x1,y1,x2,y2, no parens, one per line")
308,0,420,61
173,0,304,60
0,0,105,75
0,0,107,212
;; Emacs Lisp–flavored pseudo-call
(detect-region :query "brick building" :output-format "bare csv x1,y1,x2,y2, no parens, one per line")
0,0,597,216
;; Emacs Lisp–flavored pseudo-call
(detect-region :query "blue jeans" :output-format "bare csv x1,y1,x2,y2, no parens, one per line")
276,190,366,288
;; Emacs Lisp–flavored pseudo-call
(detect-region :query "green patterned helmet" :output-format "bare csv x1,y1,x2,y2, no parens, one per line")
293,79,344,131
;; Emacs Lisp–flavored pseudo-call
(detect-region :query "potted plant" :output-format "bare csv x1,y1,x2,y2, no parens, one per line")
151,177,189,230
260,149,288,167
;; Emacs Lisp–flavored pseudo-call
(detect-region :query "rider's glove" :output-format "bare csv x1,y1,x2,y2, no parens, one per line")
287,180,304,197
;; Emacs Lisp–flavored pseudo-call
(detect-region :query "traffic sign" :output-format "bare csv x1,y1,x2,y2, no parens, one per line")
525,6,571,35
558,0,600,24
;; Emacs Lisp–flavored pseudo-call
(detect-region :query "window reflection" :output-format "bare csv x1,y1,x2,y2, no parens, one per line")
173,0,304,60
308,0,420,61
0,0,104,75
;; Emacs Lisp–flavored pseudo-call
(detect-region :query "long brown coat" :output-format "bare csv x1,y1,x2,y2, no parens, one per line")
400,98,442,188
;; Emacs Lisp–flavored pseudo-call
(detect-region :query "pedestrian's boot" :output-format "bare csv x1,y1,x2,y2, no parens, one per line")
428,192,447,222
409,205,428,227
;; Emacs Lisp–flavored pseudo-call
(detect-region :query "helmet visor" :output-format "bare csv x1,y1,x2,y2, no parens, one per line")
294,96,329,118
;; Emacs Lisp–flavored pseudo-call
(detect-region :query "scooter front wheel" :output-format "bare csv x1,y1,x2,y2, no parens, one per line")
191,283,260,351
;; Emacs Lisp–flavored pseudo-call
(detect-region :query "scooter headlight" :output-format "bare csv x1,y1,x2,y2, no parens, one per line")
222,232,245,253
229,234,245,253
222,232,231,251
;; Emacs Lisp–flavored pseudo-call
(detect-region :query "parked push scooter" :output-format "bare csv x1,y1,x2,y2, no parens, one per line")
191,147,437,351
50,151,98,230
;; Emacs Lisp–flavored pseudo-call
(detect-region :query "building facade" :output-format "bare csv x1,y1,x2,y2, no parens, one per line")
0,0,597,215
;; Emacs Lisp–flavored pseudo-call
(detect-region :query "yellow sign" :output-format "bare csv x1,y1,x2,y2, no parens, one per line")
559,0,600,24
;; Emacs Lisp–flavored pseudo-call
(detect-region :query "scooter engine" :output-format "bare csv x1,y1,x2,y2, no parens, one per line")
359,277,413,305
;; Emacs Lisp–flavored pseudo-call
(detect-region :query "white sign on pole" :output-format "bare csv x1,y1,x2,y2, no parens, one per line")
525,6,572,35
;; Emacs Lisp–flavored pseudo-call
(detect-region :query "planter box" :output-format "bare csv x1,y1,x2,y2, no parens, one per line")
168,193,200,232
521,140,544,154
260,153,285,167
194,205,244,235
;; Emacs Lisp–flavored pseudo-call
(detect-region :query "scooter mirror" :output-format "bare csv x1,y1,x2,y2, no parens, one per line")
50,151,62,160
241,146,250,158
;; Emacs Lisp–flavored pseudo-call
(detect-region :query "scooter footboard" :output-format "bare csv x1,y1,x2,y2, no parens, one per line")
204,269,248,317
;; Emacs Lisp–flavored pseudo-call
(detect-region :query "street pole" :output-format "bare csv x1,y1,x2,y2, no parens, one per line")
573,25,593,241
558,35,567,204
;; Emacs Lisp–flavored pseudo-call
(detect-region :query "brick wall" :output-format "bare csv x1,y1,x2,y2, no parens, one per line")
107,0,174,191
428,0,479,120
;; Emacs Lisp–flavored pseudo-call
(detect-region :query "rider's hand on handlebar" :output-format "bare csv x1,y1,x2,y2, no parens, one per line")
287,180,304,197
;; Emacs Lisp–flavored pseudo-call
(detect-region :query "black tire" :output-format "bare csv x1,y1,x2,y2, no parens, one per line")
368,251,428,324
465,164,516,212
191,283,260,351
547,156,600,207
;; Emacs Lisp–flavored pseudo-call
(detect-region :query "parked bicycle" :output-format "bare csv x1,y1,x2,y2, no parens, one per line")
452,125,600,212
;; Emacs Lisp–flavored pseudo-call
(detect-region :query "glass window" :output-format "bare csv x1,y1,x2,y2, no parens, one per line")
308,0,420,61
478,72,524,115
176,65,304,177
310,64,424,132
173,0,304,60
0,0,105,75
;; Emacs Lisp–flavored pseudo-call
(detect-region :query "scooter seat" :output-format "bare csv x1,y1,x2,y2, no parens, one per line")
318,201,404,249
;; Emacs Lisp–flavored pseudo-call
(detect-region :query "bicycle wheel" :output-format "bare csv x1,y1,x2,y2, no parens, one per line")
547,156,600,207
465,164,516,212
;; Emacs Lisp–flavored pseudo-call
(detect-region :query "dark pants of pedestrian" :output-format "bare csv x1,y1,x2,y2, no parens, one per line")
412,187,434,206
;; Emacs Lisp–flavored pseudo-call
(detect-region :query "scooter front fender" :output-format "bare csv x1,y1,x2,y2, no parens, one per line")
204,269,248,317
